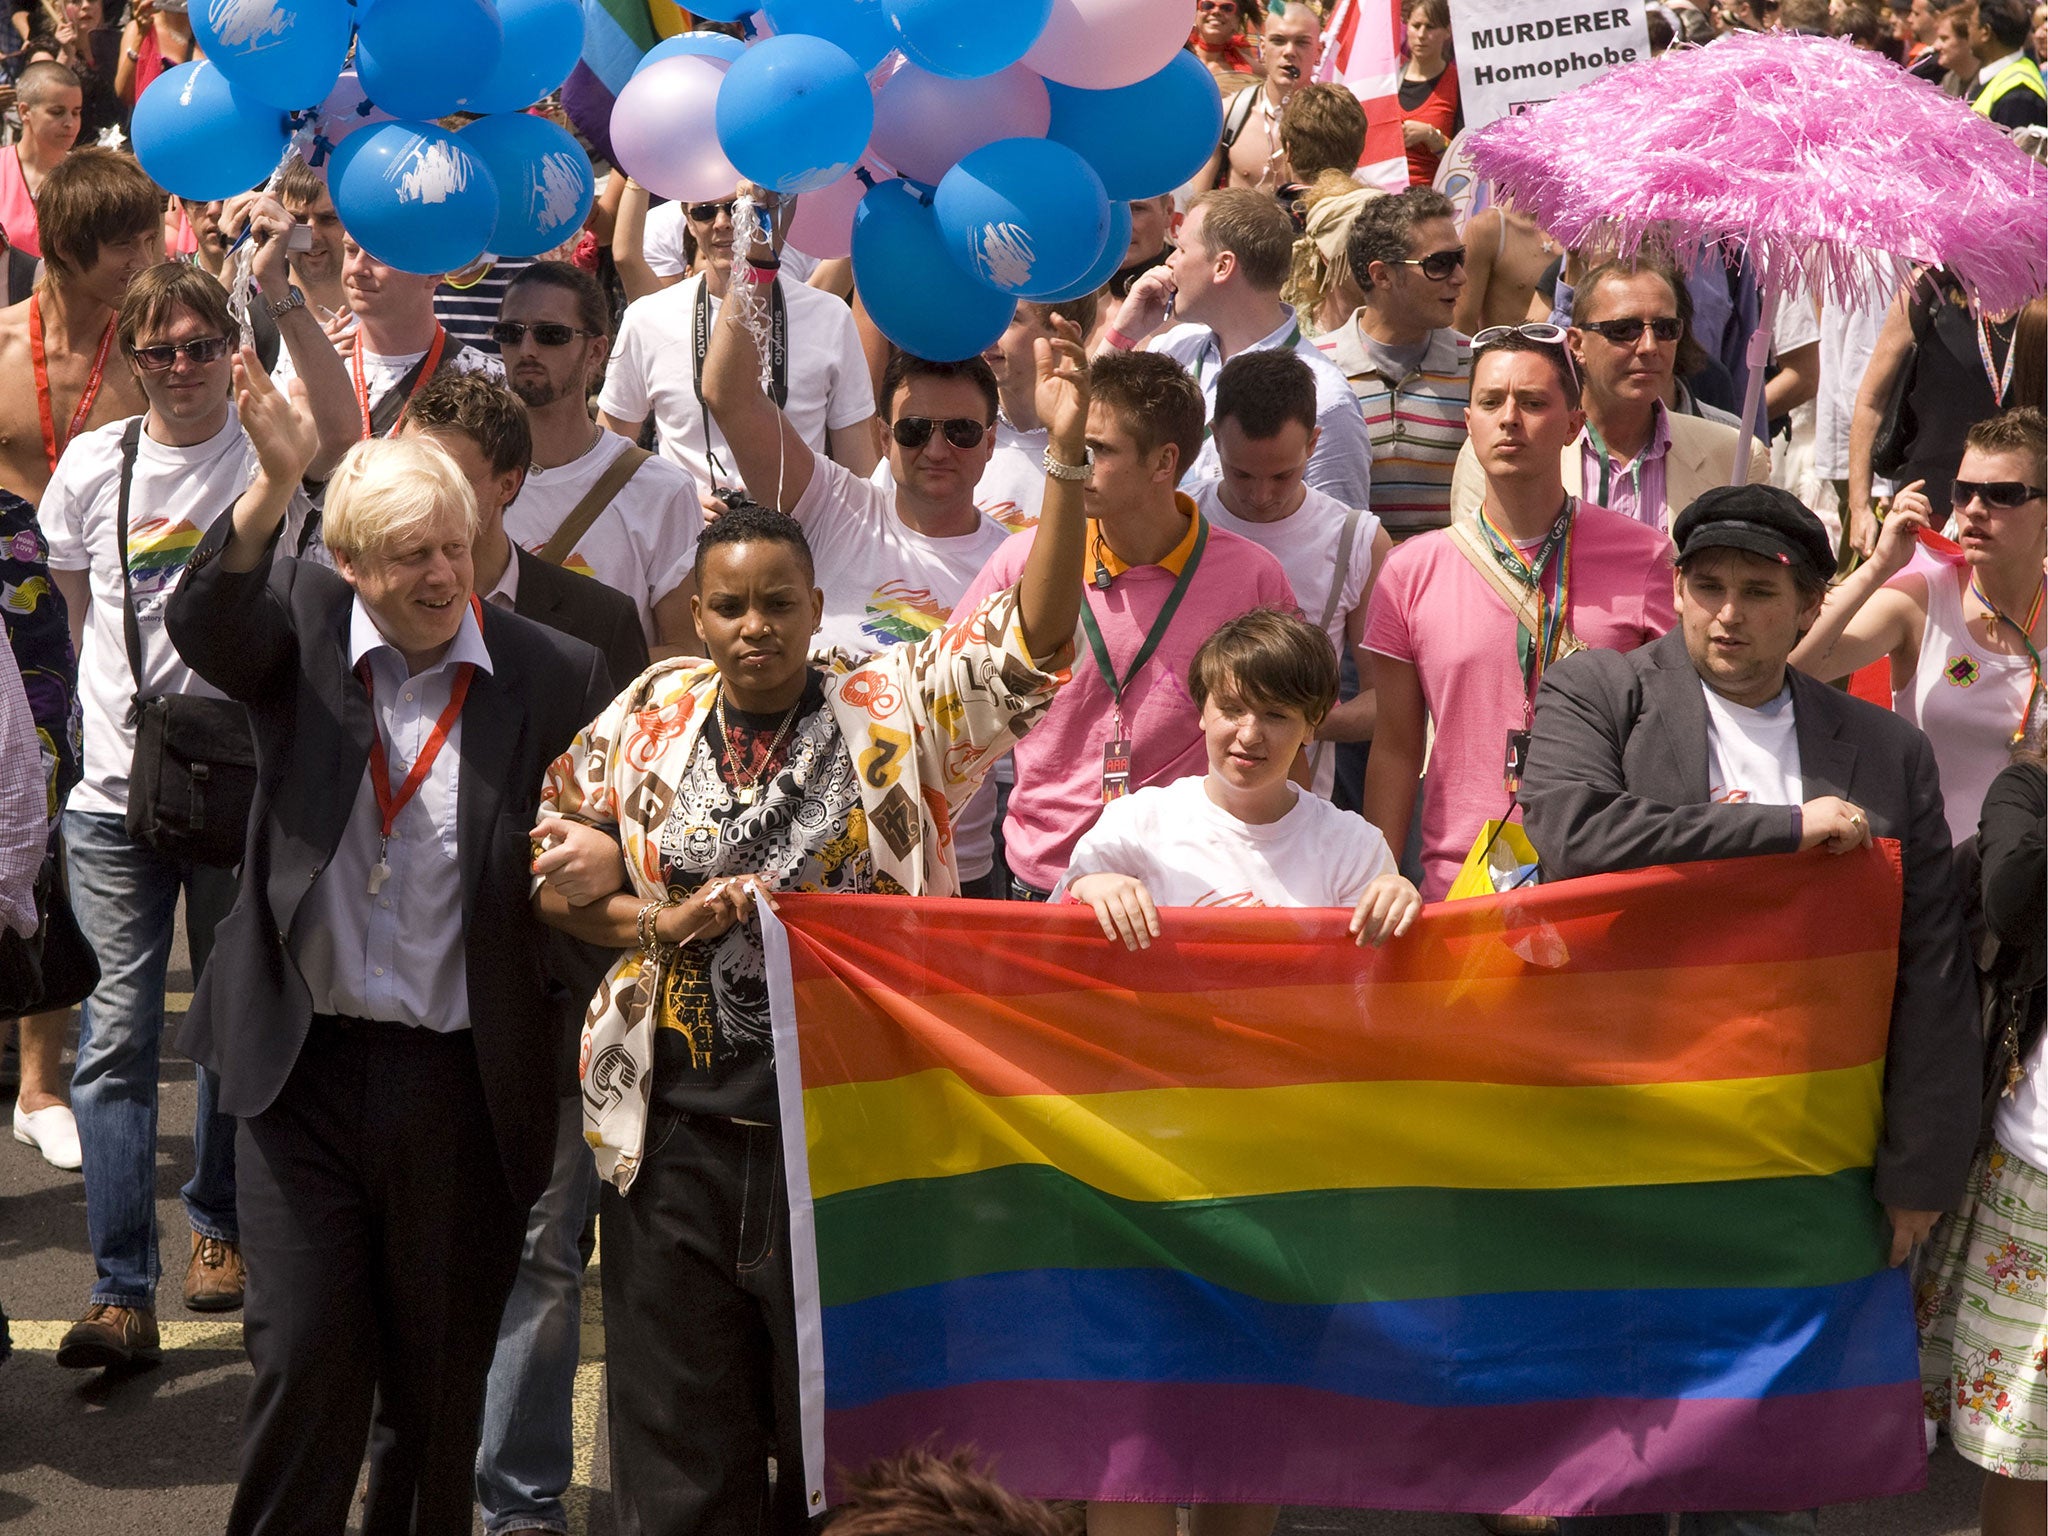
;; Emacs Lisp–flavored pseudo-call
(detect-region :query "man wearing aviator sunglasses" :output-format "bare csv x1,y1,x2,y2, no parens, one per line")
1451,263,1769,533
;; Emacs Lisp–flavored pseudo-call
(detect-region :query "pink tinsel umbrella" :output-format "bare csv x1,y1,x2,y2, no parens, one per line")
1467,31,2048,481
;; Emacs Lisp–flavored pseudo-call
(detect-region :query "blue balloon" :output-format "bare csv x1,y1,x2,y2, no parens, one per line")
131,61,292,201
715,34,875,195
458,114,594,258
355,0,502,119
190,0,350,111
883,0,1051,80
467,0,583,114
1025,199,1131,302
759,0,893,71
329,121,500,275
852,179,1014,361
634,30,748,75
934,137,1110,296
1046,52,1224,201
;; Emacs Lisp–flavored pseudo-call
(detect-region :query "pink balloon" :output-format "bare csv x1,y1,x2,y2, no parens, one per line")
870,61,1050,186
1025,0,1191,90
786,164,875,260
309,70,395,183
610,54,741,203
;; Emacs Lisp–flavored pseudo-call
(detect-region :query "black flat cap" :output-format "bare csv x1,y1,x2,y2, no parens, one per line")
1671,483,1834,584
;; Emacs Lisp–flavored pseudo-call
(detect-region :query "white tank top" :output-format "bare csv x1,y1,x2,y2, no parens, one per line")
1894,564,2035,846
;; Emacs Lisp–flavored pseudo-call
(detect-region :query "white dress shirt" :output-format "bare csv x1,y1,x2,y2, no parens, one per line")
294,599,494,1031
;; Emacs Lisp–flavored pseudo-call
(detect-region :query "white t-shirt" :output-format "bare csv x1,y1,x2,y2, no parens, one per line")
596,271,874,496
1056,773,1395,908
39,409,314,818
642,200,821,284
871,417,1047,533
503,430,701,644
796,455,1012,658
1702,681,1803,807
1189,480,1378,799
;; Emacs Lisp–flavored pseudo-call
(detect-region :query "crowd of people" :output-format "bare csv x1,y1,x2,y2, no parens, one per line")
0,2,2043,1536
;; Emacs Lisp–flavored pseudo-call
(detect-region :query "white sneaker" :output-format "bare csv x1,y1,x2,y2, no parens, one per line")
12,1101,82,1171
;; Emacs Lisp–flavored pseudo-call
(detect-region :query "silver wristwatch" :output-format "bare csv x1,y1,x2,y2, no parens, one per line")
1042,448,1092,482
265,287,307,321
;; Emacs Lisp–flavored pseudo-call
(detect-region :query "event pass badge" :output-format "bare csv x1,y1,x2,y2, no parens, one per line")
1503,728,1531,796
1102,737,1132,802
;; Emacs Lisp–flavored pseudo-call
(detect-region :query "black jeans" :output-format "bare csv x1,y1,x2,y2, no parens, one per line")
226,1018,527,1536
602,1112,811,1536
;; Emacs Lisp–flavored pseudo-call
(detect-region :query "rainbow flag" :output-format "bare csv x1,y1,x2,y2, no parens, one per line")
763,848,1925,1518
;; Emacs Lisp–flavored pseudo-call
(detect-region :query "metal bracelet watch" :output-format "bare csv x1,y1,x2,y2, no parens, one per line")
1042,448,1092,482
264,286,307,321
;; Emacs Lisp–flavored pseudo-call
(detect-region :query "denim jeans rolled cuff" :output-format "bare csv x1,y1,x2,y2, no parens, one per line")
63,808,240,1307
476,1094,597,1536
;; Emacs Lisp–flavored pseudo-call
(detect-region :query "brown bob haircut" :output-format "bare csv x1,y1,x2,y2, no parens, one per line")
1280,83,1367,184
1188,606,1341,728
404,371,535,478
40,148,161,284
1089,350,1206,482
117,262,235,357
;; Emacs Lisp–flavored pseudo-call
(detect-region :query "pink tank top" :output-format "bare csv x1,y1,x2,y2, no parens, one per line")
1893,563,2035,845
0,148,40,260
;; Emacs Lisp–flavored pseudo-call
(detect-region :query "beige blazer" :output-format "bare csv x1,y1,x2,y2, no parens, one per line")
1449,408,1771,531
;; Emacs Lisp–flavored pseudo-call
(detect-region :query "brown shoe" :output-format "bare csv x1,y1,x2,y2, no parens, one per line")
54,1303,161,1370
183,1229,246,1313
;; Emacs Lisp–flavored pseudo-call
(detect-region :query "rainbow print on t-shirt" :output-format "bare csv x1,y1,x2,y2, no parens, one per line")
125,516,204,600
860,580,950,648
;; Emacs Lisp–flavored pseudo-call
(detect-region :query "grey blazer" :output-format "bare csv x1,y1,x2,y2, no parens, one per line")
1521,628,1981,1212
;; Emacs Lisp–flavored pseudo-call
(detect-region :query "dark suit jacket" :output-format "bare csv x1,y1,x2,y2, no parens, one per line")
511,544,648,698
1520,628,1981,1213
165,519,612,1207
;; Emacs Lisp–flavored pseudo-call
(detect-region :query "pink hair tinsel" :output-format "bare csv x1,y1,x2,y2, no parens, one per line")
1466,31,2047,316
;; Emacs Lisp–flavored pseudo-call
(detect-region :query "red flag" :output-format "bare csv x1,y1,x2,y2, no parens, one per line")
1317,0,1408,190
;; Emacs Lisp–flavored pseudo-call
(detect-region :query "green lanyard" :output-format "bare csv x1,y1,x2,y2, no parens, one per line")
1475,499,1575,710
1582,418,1643,511
1078,518,1209,733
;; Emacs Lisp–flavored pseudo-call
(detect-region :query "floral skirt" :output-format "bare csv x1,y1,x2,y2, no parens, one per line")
1917,1139,2048,1478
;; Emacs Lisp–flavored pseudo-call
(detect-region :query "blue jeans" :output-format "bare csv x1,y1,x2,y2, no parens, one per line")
1558,1514,1818,1535
64,808,239,1308
475,1095,597,1535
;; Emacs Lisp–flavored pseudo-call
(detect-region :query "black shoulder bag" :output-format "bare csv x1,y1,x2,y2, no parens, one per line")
115,418,258,868
1871,276,1936,479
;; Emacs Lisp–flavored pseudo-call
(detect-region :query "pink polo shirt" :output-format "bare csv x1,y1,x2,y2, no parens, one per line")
954,499,1297,894
1364,502,1676,900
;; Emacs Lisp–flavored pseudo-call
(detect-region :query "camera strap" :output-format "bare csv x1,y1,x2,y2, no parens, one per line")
693,274,787,488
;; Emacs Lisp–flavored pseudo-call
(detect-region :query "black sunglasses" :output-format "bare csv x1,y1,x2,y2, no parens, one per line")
1951,479,2047,510
490,321,596,348
891,416,988,451
1393,246,1466,281
1581,316,1684,345
687,199,737,222
129,335,232,372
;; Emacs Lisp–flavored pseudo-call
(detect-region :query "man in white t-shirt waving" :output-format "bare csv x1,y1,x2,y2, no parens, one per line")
1190,349,1388,797
1520,485,1979,1536
40,236,362,1368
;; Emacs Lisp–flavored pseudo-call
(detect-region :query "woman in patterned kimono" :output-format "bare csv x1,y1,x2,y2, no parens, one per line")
532,321,1093,1536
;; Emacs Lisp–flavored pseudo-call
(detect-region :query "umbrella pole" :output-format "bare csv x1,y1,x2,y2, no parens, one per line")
1730,283,1780,484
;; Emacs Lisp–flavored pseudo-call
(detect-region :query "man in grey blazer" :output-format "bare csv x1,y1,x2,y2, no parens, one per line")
1521,484,1980,1535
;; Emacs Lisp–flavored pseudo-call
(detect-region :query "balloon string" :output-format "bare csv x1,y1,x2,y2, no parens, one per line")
731,192,785,508
228,123,318,348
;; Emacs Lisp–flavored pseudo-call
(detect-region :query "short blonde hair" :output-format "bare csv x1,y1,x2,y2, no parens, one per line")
321,437,479,561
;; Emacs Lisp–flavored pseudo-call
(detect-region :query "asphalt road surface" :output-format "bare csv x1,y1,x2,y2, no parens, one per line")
0,937,1990,1535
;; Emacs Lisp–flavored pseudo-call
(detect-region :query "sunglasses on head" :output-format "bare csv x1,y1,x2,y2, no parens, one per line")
129,335,232,372
1472,321,1581,389
489,321,596,348
1392,246,1466,281
891,416,988,451
687,199,737,223
1951,479,2047,510
1581,316,1684,345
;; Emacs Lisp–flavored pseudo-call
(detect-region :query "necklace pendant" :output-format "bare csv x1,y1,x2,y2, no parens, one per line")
735,785,758,807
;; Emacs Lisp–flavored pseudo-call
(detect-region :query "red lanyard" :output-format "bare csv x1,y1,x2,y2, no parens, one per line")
354,595,481,890
30,296,116,474
352,324,447,439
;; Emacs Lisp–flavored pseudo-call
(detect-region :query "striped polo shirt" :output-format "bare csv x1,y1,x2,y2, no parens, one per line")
1315,321,1471,540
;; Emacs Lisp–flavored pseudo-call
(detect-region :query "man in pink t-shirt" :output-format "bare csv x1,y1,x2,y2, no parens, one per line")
1363,328,1675,899
955,351,1296,899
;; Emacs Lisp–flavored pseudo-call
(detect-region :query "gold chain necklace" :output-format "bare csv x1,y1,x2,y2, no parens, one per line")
716,685,803,807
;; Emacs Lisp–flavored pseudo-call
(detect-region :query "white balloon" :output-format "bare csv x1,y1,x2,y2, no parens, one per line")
869,60,1050,186
1024,0,1191,91
609,54,740,203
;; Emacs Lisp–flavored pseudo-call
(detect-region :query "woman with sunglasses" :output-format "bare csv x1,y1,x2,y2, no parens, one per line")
530,320,1093,1536
1792,407,2048,845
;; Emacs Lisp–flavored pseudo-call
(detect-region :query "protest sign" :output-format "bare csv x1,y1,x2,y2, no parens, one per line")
1454,0,1652,129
